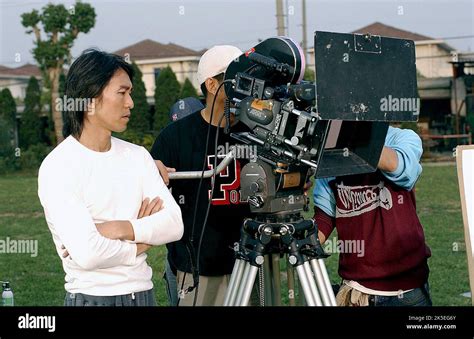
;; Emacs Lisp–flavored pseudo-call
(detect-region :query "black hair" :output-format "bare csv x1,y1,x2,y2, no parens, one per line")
62,48,134,138
200,72,224,99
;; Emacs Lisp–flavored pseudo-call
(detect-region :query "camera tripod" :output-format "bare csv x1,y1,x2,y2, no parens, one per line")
223,213,337,306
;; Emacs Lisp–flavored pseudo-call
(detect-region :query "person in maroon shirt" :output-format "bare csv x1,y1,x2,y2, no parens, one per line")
313,127,432,306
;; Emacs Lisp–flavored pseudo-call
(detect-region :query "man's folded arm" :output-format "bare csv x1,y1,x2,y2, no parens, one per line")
38,166,138,271
129,148,184,246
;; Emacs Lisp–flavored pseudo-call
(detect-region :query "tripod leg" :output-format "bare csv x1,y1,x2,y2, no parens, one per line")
298,277,306,306
258,266,265,306
235,262,259,306
310,259,332,306
303,261,323,306
263,255,273,306
295,264,317,306
271,254,282,306
317,259,337,306
224,258,245,306
286,256,296,306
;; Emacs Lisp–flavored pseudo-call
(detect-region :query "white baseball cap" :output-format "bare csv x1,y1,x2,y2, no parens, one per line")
196,45,242,86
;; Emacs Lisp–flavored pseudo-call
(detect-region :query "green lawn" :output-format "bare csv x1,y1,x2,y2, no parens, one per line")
0,164,471,306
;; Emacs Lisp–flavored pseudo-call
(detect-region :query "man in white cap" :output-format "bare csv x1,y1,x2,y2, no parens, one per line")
150,45,253,306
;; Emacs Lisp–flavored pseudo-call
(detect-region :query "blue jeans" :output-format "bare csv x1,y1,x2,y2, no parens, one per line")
369,282,432,306
163,259,178,306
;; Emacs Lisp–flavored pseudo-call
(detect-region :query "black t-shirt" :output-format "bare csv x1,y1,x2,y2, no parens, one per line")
150,111,251,276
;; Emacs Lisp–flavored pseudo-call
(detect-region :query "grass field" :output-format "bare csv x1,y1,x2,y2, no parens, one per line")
0,164,471,306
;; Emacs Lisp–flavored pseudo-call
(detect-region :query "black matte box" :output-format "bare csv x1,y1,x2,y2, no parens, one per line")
316,121,389,178
314,30,419,122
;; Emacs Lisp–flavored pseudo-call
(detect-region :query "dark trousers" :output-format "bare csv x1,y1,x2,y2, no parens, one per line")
64,289,156,306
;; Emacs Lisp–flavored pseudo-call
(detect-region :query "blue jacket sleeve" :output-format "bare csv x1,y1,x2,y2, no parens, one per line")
313,177,337,218
312,127,422,212
381,126,423,190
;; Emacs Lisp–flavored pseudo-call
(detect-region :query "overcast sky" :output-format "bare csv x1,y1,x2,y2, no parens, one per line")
0,0,473,67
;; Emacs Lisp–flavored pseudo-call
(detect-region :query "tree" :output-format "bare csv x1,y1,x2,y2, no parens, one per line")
128,63,150,133
179,78,198,99
58,72,66,97
20,76,43,149
0,89,17,128
0,89,18,155
154,67,180,131
303,68,315,82
21,2,96,144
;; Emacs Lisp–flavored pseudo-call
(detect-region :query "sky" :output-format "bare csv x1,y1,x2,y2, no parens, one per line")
0,0,473,67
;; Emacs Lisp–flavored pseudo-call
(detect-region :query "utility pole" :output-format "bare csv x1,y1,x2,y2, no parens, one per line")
302,0,308,61
276,0,286,36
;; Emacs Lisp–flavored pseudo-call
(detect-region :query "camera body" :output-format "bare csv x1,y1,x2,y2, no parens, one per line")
224,32,419,215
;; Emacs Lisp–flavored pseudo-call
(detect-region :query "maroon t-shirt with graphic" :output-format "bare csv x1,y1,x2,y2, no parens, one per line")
315,171,431,291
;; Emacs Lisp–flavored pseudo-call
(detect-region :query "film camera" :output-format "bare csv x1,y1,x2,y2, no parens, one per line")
224,32,418,216
219,31,419,306
170,31,420,306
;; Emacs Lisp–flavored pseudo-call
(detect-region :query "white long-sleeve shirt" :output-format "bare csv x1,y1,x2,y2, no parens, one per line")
38,135,184,296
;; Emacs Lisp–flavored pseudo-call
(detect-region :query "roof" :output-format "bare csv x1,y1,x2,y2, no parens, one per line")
114,39,202,60
0,63,41,77
352,22,433,41
352,22,455,52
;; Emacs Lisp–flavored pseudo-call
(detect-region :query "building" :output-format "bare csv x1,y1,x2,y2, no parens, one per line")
307,22,458,79
307,22,474,142
0,64,43,148
351,22,458,78
0,63,41,101
1,39,203,104
0,63,43,126
113,39,203,99
0,40,204,141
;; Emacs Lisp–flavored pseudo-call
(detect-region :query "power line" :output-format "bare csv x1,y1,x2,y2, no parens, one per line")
440,35,474,41
187,37,268,51
407,52,473,60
